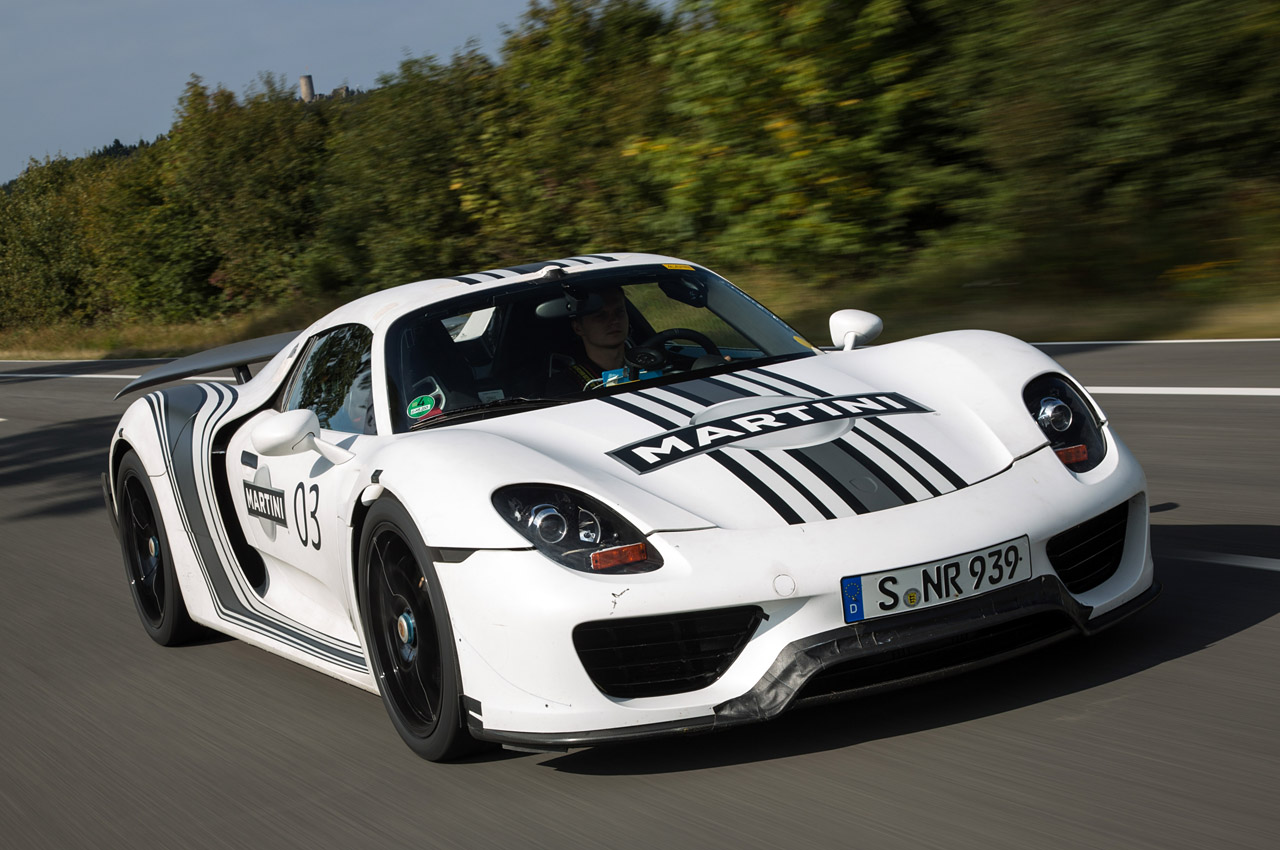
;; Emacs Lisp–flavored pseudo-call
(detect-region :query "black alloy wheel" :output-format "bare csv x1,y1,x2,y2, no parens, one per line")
115,451,200,645
368,528,444,735
358,498,479,761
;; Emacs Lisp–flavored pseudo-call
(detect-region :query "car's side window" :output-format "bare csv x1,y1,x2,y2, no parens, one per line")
283,324,376,435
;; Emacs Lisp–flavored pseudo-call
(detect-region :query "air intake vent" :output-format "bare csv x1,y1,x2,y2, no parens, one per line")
1047,502,1129,593
573,606,765,698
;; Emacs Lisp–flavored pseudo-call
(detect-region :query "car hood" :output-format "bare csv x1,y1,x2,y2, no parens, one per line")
460,332,1057,532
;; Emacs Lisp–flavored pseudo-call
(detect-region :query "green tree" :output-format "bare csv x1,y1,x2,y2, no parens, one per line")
303,51,495,294
911,0,1280,294
451,0,672,264
0,156,100,327
635,0,963,274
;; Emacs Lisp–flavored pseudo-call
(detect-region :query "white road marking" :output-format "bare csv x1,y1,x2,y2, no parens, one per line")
0,373,234,382
1087,386,1280,397
0,358,169,363
1038,338,1280,345
0,372,142,379
1177,551,1280,573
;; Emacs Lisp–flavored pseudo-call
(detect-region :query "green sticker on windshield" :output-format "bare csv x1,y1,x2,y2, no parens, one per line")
407,395,437,418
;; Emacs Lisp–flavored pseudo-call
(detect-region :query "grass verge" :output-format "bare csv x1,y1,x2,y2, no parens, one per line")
0,298,341,360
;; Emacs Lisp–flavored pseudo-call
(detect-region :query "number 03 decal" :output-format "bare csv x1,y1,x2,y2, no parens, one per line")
293,482,322,550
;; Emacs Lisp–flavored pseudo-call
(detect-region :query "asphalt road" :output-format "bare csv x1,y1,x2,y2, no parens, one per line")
1,342,1276,850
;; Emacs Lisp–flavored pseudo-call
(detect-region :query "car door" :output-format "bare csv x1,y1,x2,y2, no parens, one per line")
227,324,376,626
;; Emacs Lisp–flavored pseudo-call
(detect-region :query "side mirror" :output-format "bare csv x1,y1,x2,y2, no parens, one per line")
251,409,354,465
829,309,883,350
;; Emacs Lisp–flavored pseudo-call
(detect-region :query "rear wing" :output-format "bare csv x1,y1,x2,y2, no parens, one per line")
115,331,301,399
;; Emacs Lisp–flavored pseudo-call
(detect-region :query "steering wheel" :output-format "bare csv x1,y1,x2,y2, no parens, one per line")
626,328,722,372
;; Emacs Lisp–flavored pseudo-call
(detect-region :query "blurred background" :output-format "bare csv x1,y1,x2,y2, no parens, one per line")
2,0,1277,355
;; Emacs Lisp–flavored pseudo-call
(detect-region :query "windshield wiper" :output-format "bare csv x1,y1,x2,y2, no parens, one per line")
409,396,572,430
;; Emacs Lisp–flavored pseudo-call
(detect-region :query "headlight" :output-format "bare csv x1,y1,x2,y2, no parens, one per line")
1022,373,1107,473
491,485,663,574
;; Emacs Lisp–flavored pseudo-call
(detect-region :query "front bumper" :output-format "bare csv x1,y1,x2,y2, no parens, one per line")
474,576,1159,749
438,436,1156,748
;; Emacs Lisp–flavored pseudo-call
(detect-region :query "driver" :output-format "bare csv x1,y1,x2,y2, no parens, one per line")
546,286,629,395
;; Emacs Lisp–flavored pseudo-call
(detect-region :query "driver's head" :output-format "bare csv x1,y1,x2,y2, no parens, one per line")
571,286,628,350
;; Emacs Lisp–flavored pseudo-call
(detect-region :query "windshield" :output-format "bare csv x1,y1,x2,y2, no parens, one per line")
384,264,817,432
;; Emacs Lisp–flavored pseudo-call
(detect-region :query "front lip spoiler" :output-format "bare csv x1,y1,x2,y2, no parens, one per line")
471,576,1160,750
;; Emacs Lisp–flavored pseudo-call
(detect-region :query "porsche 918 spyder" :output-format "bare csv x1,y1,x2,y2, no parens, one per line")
104,253,1158,760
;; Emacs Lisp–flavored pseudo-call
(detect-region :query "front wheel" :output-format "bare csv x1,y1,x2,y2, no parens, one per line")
358,498,479,761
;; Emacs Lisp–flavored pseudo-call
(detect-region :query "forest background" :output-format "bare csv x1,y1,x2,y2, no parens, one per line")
2,0,1277,356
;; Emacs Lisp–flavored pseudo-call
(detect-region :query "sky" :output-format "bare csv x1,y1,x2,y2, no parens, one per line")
0,0,536,183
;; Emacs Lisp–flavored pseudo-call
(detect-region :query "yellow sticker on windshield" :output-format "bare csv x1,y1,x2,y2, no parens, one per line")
663,263,694,270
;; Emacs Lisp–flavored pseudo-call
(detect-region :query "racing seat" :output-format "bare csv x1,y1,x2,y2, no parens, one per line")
390,317,479,431
490,302,580,398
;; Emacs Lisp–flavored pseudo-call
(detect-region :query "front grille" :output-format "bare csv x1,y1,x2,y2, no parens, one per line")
1047,502,1129,593
796,611,1075,704
573,606,765,699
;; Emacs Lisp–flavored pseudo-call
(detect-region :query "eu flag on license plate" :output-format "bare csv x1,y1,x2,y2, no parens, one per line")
840,576,864,623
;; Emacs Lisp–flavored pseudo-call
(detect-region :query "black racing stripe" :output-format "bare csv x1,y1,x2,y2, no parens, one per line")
728,370,804,396
659,382,716,407
785,449,869,514
600,396,671,428
633,390,694,418
867,418,967,489
832,438,916,504
710,451,804,525
604,396,802,525
672,378,748,405
721,371,798,399
162,384,365,670
475,271,507,280
752,452,836,521
580,254,618,262
854,426,942,497
502,260,569,275
698,377,758,400
447,275,483,284
793,441,905,513
753,367,828,397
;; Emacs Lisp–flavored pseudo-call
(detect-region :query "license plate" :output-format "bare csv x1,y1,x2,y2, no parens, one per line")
840,536,1031,624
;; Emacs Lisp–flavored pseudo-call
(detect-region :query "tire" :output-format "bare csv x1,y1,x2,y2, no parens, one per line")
358,497,480,761
115,450,202,646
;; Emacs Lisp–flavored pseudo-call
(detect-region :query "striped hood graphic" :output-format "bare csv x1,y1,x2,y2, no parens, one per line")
471,360,1017,531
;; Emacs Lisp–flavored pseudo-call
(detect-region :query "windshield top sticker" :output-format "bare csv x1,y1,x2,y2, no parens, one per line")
607,392,931,474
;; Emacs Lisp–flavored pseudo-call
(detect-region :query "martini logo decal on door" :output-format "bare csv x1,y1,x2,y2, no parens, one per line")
244,481,288,526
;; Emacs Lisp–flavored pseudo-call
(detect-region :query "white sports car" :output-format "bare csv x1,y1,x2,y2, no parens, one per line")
104,253,1158,760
